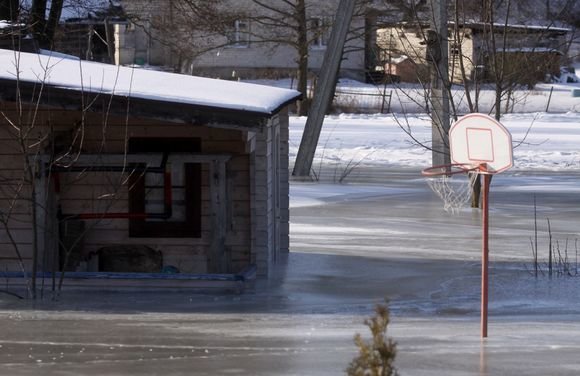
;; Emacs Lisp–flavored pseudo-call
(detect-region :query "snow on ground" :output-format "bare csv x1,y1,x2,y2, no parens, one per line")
289,112,580,177
333,79,580,114
277,67,580,178
250,64,580,114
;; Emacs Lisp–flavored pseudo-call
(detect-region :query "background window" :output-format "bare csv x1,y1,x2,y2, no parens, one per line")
310,17,330,49
227,19,250,47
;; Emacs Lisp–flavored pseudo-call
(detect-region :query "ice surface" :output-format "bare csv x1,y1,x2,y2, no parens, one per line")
1,171,580,375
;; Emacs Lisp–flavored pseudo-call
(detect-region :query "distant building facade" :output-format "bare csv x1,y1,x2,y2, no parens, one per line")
377,22,570,84
115,0,370,81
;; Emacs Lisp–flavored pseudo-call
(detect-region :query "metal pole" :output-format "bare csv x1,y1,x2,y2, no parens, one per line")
481,173,491,338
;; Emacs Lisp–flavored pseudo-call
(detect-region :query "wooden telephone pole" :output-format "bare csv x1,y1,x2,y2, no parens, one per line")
428,0,450,166
292,0,356,178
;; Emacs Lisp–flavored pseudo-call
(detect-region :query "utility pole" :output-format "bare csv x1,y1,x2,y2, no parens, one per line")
292,0,356,178
427,0,450,166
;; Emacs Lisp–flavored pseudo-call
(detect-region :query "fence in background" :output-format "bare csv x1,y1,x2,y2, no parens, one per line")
332,88,393,113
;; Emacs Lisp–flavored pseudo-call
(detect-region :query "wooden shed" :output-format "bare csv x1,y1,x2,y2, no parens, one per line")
0,50,299,291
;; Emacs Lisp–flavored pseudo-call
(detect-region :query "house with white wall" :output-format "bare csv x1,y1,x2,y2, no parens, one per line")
115,0,370,81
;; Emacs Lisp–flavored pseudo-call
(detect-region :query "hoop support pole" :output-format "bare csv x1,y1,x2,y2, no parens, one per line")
481,173,491,338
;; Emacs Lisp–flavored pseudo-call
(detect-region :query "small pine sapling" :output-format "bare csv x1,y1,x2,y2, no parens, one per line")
347,304,398,376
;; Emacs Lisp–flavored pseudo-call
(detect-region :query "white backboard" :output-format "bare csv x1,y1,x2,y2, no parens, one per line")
449,113,513,173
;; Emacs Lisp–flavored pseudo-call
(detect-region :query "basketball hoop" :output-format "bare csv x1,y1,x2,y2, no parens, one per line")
422,163,480,214
422,113,515,339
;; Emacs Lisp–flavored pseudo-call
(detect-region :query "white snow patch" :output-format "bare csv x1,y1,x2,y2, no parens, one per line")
289,112,580,172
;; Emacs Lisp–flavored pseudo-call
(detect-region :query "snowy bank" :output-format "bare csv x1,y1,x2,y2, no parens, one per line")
289,112,580,176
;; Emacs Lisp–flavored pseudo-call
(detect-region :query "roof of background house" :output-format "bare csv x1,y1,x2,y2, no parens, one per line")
380,21,570,34
464,22,570,33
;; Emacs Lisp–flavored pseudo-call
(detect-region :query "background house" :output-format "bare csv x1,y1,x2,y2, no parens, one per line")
384,55,428,83
376,22,570,84
0,50,299,288
116,0,370,81
53,17,118,63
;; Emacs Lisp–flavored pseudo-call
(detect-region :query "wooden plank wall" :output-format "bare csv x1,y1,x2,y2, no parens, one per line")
0,104,252,274
278,109,290,256
0,103,37,272
249,117,271,276
250,112,289,277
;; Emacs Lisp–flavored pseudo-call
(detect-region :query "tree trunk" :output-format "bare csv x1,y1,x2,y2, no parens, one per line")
45,0,64,49
429,0,451,167
296,47,309,115
0,0,19,21
296,0,309,116
31,0,63,49
31,0,48,47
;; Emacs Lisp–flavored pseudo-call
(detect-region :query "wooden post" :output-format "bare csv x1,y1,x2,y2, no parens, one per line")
87,25,94,61
45,174,59,291
429,0,451,167
292,0,356,177
31,159,60,296
104,18,115,63
32,160,46,297
209,160,228,273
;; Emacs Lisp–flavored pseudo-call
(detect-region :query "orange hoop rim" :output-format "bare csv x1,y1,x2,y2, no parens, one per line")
421,163,480,177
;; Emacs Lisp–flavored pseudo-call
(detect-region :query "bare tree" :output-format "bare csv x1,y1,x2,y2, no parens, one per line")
389,0,428,21
0,50,132,299
1,0,116,49
374,0,574,206
28,0,64,48
0,0,19,21
125,0,374,116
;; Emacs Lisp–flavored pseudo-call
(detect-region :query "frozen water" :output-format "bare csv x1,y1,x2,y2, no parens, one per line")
1,170,579,375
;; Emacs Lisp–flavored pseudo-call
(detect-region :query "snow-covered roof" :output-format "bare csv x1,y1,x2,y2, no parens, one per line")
497,47,563,54
0,50,300,115
464,21,570,33
0,20,25,29
384,20,570,34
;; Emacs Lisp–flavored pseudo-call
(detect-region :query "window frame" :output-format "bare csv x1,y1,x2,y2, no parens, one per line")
227,19,250,48
128,138,202,238
310,17,330,50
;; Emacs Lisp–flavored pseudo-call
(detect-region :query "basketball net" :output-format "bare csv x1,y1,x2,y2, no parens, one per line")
423,164,479,214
